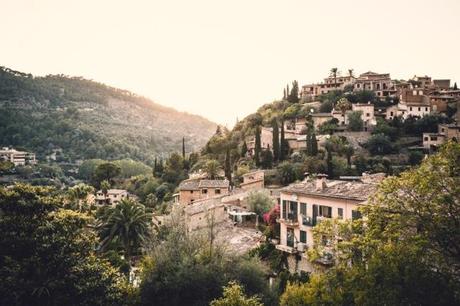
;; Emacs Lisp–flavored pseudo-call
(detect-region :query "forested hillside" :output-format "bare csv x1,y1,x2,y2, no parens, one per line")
0,67,216,164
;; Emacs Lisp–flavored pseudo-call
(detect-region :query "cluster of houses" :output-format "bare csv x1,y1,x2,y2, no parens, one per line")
167,166,387,273
0,147,36,166
248,70,460,155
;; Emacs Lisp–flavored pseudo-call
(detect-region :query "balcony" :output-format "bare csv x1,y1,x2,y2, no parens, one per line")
279,213,299,226
301,215,313,226
275,244,297,254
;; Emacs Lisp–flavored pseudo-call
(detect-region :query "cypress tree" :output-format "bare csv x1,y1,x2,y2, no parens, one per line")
280,120,286,161
241,141,248,157
306,132,312,156
254,126,261,167
272,120,280,162
288,80,300,103
224,148,232,183
454,82,458,90
182,137,186,159
311,132,318,156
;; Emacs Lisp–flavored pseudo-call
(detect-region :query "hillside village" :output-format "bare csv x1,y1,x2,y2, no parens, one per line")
1,68,459,305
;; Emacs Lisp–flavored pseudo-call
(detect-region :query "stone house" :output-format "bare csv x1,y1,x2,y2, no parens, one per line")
178,178,230,205
95,189,129,206
0,147,36,166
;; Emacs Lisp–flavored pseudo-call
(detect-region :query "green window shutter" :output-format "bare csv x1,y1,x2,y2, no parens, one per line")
300,203,307,215
300,230,307,243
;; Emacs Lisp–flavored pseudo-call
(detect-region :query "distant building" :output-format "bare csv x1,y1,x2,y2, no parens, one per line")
0,147,36,166
275,173,383,273
423,123,460,150
353,71,396,98
301,73,356,100
95,189,129,206
183,197,227,232
247,127,273,155
240,170,265,190
178,178,230,205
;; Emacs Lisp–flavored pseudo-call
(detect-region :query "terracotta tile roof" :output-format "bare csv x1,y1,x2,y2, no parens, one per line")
198,179,230,189
282,178,380,202
178,179,200,191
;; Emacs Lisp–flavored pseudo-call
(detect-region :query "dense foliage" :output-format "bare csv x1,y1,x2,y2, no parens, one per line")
0,184,130,306
0,66,216,163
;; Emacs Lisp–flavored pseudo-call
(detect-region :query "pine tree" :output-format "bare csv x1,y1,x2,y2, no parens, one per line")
224,148,232,183
280,120,286,161
254,126,261,167
272,120,280,162
241,141,248,157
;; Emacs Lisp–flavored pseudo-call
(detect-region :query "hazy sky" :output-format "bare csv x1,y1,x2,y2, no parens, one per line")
1,0,459,126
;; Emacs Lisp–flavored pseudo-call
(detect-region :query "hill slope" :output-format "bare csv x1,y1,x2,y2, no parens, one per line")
0,67,217,164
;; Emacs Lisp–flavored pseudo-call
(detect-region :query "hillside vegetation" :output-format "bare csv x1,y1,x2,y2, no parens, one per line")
0,66,216,164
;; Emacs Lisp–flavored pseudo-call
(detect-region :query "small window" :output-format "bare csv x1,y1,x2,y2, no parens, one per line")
338,208,343,219
300,230,307,243
300,203,307,215
418,107,421,111
366,113,370,117
431,136,437,141
410,107,413,111
424,137,429,141
215,189,221,194
190,190,194,194
352,210,362,220
425,107,428,111
202,189,208,194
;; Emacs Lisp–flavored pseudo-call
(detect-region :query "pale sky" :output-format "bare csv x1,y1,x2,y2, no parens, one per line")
1,0,459,126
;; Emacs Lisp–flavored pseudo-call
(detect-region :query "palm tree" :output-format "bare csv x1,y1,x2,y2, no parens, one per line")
100,180,110,204
98,199,151,273
335,97,351,125
68,183,94,211
204,159,221,179
348,69,354,78
330,67,338,86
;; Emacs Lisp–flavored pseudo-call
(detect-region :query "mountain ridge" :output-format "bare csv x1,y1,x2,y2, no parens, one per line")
0,66,217,164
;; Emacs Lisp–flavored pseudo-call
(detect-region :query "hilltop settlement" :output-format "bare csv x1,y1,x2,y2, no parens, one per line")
1,68,459,305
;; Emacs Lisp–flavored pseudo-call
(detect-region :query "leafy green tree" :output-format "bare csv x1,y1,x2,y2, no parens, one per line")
161,153,186,184
347,111,363,131
139,222,271,306
93,162,121,187
78,159,105,180
365,134,394,155
0,184,129,306
260,149,273,169
373,118,399,141
210,281,263,306
247,191,274,216
277,161,297,185
0,160,14,173
343,145,354,167
98,199,151,270
113,159,152,179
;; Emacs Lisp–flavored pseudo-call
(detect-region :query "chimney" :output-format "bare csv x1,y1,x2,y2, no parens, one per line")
316,174,328,191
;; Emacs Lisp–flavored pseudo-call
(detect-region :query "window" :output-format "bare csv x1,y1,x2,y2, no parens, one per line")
418,107,421,111
338,208,343,219
390,111,394,116
425,107,428,111
318,205,332,218
202,189,208,194
424,137,429,141
431,136,437,141
410,107,413,111
352,210,362,220
300,230,307,243
190,190,194,194
366,113,370,117
215,189,221,194
300,203,307,215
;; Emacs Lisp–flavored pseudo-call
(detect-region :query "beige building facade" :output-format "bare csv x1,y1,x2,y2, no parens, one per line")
276,174,380,273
